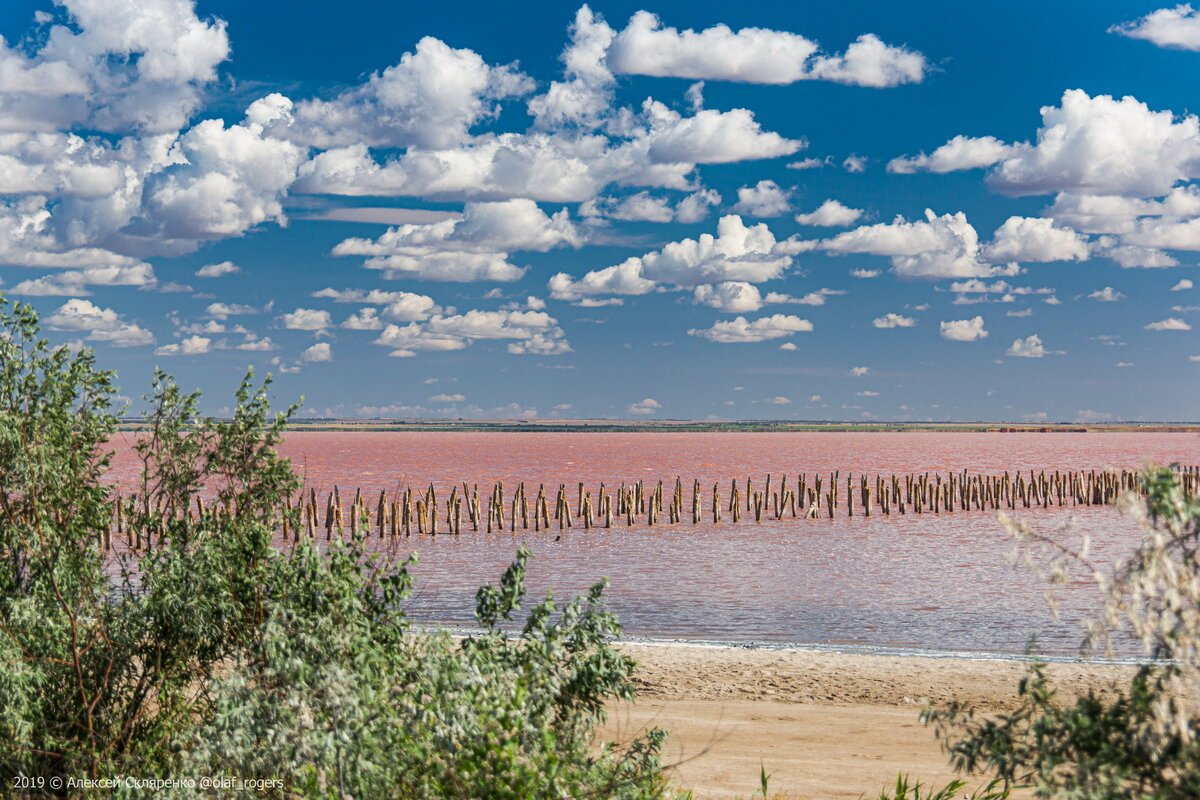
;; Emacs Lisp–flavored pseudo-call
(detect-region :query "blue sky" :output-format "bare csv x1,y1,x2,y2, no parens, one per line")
1,1,1198,421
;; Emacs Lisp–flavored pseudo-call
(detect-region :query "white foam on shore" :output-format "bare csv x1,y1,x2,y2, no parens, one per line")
417,623,1149,665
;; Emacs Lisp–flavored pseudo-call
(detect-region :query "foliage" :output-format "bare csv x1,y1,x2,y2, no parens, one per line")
921,467,1200,800
0,295,668,798
869,774,1010,800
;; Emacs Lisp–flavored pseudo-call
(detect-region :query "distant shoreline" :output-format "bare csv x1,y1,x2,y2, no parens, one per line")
116,419,1200,433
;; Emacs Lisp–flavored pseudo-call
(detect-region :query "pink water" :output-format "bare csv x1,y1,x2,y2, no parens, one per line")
107,432,1200,657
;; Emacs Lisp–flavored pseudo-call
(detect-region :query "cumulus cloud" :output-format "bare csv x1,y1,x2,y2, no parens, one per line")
888,135,1017,174
582,188,721,223
332,198,580,282
281,308,332,331
313,288,441,322
607,12,925,87
9,263,156,296
301,342,332,362
140,103,307,243
429,392,465,403
794,199,863,227
0,0,230,135
272,37,532,150
1172,278,1195,290
730,180,792,217
693,281,763,312
373,309,570,357
205,302,262,320
980,216,1089,263
154,334,210,356
1006,334,1050,358
1089,286,1124,302
196,260,238,278
1145,317,1192,330
849,366,869,376
813,209,996,279
873,313,915,328
843,155,868,173
956,91,1200,198
549,214,791,301
1110,5,1200,50
44,298,153,346
939,316,988,341
627,397,661,415
688,313,813,342
529,6,616,129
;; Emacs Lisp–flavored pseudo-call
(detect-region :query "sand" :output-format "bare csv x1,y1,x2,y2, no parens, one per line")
602,642,1133,799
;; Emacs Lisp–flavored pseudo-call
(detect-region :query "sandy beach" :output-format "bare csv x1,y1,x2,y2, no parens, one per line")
605,642,1133,799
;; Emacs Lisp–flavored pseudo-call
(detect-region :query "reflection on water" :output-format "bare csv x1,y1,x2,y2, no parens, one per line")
105,431,1199,656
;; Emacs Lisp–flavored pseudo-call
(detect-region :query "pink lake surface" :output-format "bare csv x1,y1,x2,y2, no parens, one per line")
107,431,1200,657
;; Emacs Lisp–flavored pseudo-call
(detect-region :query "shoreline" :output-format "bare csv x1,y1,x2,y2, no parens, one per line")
604,641,1133,798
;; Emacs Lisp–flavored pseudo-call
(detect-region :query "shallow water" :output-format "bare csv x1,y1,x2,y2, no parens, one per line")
106,431,1199,657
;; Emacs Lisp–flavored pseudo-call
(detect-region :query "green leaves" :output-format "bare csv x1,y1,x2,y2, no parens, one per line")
0,295,670,799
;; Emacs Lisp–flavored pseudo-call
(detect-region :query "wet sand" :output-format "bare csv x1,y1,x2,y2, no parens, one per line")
604,642,1132,798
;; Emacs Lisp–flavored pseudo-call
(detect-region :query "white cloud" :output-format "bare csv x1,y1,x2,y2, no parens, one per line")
779,342,797,351
981,216,1089,263
584,188,721,223
1006,334,1049,358
141,106,307,243
341,309,383,330
1089,286,1124,302
549,214,790,301
9,263,156,295
787,156,832,170
276,37,532,150
896,90,1200,200
939,316,988,341
44,298,153,347
794,198,863,227
851,268,880,278
763,288,844,306
628,397,661,415
281,308,332,331
693,281,763,312
688,313,813,343
730,180,792,217
644,106,803,164
814,209,996,279
856,390,880,397
888,135,1017,174
606,12,925,86
312,287,441,321
429,393,466,403
1145,317,1192,330
301,342,332,362
155,334,210,356
205,302,261,320
843,155,867,173
849,366,869,376
873,313,915,328
529,6,616,129
0,0,230,135
1173,278,1195,291
332,198,579,282
1110,5,1200,50
196,260,238,278
373,309,570,356
766,395,791,404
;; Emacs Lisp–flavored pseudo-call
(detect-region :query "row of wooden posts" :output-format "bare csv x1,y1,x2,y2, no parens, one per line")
101,465,1200,550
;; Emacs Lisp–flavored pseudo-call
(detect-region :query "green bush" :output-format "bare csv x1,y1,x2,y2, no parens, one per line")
0,296,669,798
917,467,1200,799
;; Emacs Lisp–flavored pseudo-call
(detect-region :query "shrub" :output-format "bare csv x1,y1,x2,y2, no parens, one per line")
0,296,668,798
919,467,1200,799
